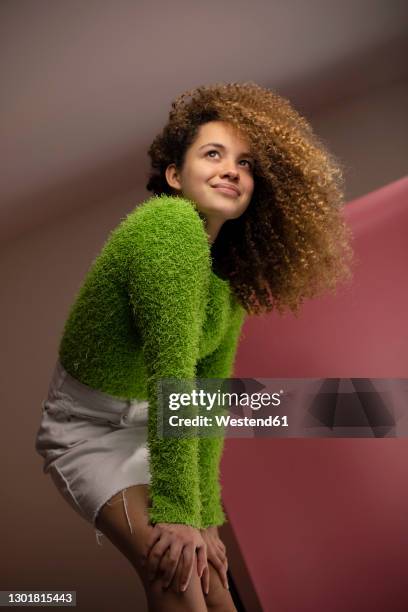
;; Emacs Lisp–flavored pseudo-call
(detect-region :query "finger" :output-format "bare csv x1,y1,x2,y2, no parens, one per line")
211,545,227,565
142,526,162,564
224,554,229,571
161,542,184,589
147,537,171,581
146,525,162,549
176,549,185,593
212,555,229,590
216,549,228,567
206,544,225,567
196,545,207,579
179,545,194,592
201,563,210,596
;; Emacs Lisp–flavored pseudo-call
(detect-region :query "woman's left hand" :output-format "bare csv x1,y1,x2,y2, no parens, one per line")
199,526,229,594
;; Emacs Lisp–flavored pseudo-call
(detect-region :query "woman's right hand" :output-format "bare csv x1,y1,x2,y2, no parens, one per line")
142,522,207,593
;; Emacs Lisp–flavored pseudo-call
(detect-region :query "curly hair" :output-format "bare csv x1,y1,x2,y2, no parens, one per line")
146,81,353,315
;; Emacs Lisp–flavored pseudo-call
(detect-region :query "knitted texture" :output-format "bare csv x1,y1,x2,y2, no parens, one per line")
59,194,246,528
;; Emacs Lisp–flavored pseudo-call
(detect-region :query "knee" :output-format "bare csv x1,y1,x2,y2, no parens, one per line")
205,565,236,612
206,589,236,612
206,594,237,612
206,596,237,612
146,555,206,611
147,580,204,612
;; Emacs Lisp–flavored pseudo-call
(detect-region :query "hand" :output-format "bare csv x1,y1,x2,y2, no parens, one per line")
200,526,229,594
142,522,207,593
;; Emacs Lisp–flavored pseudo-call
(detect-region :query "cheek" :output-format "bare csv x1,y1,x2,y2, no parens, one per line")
244,180,254,204
241,189,254,214
187,167,211,189
240,170,254,194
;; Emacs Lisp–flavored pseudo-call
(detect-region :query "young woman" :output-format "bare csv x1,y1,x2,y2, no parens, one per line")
35,82,352,612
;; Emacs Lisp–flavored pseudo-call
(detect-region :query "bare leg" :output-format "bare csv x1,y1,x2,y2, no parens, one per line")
95,485,207,611
205,562,237,611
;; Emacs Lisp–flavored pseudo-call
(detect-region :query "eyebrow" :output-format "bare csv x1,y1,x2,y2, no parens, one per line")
198,142,254,159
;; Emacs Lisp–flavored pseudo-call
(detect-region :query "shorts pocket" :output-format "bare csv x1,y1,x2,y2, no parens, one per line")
37,394,113,465
46,391,117,426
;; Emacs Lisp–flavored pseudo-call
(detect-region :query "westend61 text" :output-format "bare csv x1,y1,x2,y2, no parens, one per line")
168,414,289,427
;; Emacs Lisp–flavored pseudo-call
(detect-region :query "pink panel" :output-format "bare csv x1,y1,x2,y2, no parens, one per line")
221,177,408,612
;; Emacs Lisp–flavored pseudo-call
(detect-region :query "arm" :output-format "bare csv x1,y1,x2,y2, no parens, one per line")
196,303,246,527
127,196,211,527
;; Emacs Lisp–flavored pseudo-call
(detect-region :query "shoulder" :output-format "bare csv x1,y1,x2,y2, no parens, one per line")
114,195,210,274
109,195,209,258
127,194,206,238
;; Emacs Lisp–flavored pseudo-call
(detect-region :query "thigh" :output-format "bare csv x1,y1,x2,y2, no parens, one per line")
95,485,207,612
205,561,237,612
95,484,150,573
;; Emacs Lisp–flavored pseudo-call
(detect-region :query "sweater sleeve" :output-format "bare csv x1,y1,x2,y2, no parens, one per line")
196,302,246,528
127,196,211,527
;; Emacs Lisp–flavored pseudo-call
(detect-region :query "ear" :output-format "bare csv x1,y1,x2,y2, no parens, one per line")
165,164,182,192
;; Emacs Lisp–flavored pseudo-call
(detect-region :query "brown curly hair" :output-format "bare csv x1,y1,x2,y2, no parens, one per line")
146,81,353,315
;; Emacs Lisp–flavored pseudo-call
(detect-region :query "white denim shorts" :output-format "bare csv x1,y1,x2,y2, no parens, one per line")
35,360,151,544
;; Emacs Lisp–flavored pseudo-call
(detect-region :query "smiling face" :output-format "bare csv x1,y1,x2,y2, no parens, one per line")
165,121,255,240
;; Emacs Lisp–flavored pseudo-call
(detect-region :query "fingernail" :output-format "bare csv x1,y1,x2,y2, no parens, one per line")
181,584,187,592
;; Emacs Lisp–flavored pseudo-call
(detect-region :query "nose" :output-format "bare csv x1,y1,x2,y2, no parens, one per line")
220,165,239,180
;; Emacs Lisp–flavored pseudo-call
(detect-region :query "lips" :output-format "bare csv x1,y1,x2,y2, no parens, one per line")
212,183,240,196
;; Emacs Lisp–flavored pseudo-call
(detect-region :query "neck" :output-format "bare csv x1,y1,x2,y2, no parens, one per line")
202,215,224,245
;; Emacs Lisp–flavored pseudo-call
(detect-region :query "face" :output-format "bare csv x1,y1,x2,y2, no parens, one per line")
165,121,255,223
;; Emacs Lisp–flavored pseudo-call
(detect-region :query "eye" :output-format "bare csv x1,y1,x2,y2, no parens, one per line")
205,150,254,170
240,159,253,169
206,150,220,158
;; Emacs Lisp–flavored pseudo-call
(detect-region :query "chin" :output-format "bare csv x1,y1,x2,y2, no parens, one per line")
209,204,238,218
193,192,246,219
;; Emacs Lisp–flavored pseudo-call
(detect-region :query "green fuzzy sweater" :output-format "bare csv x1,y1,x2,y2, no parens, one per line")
59,194,246,529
